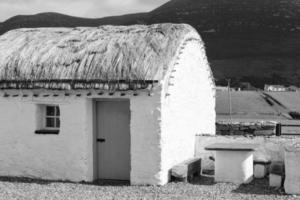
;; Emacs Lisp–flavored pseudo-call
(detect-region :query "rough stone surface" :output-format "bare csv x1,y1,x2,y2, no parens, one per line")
216,121,277,136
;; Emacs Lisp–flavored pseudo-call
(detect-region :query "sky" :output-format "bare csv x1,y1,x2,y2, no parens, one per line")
0,0,169,22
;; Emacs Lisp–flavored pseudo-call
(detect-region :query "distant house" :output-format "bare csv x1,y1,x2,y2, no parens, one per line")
287,86,299,92
238,82,256,91
0,24,216,185
216,86,229,91
264,84,287,92
216,86,235,91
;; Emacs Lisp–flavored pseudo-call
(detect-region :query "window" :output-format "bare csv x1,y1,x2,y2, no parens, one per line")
35,104,60,135
45,106,60,129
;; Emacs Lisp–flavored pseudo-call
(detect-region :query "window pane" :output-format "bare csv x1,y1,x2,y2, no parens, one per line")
56,106,60,116
56,118,60,128
46,117,55,127
46,106,55,116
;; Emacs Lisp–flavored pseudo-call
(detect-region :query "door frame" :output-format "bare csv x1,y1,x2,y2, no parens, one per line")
92,98,131,180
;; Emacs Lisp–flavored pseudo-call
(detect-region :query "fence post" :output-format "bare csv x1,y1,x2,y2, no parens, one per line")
276,123,282,136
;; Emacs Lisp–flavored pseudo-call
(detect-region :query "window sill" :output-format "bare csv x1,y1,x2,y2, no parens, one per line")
35,129,60,135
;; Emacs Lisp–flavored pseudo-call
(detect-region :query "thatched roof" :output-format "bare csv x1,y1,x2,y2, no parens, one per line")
0,24,201,90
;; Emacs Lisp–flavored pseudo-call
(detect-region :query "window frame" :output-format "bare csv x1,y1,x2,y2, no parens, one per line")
44,105,60,130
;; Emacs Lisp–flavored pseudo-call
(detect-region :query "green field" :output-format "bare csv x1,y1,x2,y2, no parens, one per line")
216,91,300,121
216,91,284,120
265,92,300,112
216,91,300,134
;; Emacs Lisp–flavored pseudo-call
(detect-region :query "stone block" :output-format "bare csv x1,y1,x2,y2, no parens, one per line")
254,164,268,178
171,158,201,182
269,161,284,188
253,158,271,179
284,144,300,195
269,174,282,187
270,161,284,175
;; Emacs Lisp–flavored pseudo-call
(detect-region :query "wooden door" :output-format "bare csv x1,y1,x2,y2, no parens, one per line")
96,100,130,180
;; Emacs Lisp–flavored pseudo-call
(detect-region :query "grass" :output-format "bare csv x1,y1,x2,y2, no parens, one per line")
0,176,297,200
266,92,300,113
216,91,300,120
216,90,300,134
216,91,280,117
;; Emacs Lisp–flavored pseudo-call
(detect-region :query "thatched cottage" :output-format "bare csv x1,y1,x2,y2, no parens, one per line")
0,24,215,185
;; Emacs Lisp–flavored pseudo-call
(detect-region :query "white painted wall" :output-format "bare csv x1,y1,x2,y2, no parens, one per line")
215,151,253,184
0,95,94,182
0,91,164,184
130,88,163,185
160,39,216,184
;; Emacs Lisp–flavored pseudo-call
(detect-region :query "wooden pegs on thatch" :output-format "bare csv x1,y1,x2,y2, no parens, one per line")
43,94,50,97
76,94,82,97
3,93,9,97
87,93,92,96
109,92,115,96
65,93,70,96
120,93,126,96
98,92,104,95
22,94,28,97
133,92,139,96
12,94,19,97
33,94,39,97
53,94,59,97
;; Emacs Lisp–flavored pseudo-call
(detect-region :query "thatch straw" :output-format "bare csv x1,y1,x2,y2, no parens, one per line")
0,24,201,90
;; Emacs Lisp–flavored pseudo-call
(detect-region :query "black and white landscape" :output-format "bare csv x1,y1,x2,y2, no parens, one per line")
1,0,300,88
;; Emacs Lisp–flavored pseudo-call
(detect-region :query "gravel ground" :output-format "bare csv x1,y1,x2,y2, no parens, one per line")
0,175,298,200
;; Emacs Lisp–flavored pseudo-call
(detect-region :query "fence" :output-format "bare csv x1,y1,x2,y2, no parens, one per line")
277,123,300,136
216,122,300,136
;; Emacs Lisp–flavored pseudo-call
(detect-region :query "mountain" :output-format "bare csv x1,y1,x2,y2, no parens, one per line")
0,12,148,35
149,0,300,88
1,0,300,88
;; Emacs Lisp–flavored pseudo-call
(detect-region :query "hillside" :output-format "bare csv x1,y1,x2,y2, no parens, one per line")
149,0,300,88
216,91,288,120
0,0,300,88
0,12,148,35
216,90,300,122
150,0,300,34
